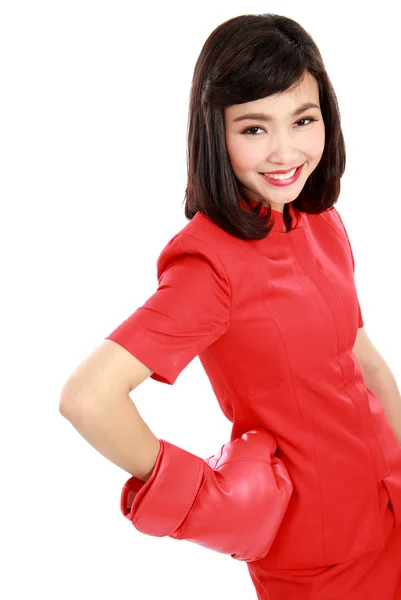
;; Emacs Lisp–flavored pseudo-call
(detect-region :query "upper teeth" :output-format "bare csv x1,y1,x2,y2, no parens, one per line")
264,167,297,180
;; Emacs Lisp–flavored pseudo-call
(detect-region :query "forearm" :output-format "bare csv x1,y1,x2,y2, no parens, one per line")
364,360,401,445
60,394,160,481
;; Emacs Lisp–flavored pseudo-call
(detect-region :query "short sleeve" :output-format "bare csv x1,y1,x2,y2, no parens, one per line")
104,232,232,385
332,208,364,329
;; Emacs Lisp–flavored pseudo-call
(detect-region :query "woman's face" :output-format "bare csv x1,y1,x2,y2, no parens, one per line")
224,72,325,212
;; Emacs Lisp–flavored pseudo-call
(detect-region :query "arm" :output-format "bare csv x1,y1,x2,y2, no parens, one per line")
363,360,401,446
60,383,293,562
60,391,161,482
333,209,401,445
59,339,161,482
353,327,401,445
59,234,292,560
60,342,293,562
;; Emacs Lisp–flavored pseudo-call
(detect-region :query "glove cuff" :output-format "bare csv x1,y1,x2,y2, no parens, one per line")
120,439,206,537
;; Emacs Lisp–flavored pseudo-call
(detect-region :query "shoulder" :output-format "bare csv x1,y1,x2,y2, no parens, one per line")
156,212,232,282
317,206,351,248
318,206,344,233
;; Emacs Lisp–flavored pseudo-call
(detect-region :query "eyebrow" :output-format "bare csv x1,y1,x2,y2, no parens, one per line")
232,102,320,123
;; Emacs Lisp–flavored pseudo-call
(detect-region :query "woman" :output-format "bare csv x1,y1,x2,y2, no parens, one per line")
60,14,401,599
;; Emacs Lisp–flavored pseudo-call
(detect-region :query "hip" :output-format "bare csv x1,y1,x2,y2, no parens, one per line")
247,480,401,599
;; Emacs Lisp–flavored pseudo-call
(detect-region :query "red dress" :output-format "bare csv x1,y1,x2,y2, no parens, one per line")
106,201,401,598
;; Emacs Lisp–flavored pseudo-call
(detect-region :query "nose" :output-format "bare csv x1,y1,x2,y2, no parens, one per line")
266,131,299,166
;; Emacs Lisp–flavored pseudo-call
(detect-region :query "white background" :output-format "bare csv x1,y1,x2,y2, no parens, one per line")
1,1,400,598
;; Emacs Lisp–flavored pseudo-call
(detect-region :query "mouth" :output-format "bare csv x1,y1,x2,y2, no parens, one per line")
259,163,304,186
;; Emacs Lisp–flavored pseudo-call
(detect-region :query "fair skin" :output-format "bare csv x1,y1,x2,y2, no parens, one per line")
224,71,325,222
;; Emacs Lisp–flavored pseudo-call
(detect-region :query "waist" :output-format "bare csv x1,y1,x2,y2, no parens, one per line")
251,468,389,569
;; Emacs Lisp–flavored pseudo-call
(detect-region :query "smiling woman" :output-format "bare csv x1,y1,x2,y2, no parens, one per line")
61,11,401,600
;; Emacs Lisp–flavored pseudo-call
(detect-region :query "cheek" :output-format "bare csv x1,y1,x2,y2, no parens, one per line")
226,134,263,172
300,132,325,162
309,122,326,158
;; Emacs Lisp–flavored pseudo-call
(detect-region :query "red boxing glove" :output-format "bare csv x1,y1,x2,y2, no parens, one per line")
120,428,293,562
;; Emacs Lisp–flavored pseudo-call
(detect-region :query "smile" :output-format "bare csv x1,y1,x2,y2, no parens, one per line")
260,164,304,187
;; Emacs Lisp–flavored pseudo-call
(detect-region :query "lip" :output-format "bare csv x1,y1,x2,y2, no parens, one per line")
264,164,303,174
260,164,304,187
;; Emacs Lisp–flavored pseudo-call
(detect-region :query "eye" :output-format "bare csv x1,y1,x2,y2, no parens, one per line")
241,126,265,135
295,117,318,126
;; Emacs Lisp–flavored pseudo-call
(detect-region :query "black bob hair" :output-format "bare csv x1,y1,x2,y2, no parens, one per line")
184,13,345,240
